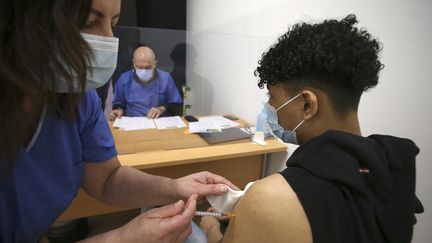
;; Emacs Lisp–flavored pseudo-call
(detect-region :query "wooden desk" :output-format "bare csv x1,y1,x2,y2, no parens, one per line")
58,119,287,221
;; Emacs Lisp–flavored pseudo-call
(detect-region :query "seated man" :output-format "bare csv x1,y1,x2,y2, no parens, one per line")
200,14,423,243
110,46,182,120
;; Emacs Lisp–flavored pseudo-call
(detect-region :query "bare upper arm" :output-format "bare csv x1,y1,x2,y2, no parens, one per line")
82,156,121,200
222,174,312,243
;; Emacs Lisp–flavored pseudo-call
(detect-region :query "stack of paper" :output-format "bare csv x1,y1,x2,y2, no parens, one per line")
113,117,156,131
188,116,240,133
154,116,187,129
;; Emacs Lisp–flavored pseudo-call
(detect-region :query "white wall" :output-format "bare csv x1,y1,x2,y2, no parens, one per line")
187,0,432,242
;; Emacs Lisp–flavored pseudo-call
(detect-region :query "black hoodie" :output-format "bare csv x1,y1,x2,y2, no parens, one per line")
279,130,424,243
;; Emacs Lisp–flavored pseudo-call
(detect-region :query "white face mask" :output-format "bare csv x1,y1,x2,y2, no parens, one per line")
55,33,119,93
266,93,305,144
135,68,154,82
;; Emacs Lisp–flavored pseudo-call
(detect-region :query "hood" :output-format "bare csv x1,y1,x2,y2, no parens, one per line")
286,130,424,243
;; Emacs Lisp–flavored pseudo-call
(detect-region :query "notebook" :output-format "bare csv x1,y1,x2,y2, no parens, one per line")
197,127,251,144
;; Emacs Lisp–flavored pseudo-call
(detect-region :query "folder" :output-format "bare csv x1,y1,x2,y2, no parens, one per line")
197,127,251,144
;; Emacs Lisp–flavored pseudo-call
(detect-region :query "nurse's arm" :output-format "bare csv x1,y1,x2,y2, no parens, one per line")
82,156,181,207
220,174,313,243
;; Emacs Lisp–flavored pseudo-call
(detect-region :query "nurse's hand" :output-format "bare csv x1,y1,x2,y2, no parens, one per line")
200,216,224,243
120,194,198,243
147,106,165,119
110,108,124,121
174,171,239,202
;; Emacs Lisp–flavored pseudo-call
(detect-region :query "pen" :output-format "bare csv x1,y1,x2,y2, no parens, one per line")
194,210,235,218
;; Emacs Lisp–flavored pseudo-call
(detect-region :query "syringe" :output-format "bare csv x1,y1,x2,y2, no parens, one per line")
194,210,235,218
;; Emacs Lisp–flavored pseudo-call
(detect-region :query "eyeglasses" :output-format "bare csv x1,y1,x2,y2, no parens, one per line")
243,126,253,135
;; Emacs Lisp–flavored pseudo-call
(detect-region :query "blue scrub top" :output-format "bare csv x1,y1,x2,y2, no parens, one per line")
0,91,117,242
112,68,182,117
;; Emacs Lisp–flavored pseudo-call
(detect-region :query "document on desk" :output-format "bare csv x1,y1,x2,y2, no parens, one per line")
113,117,156,131
188,116,240,133
154,116,187,129
188,121,222,133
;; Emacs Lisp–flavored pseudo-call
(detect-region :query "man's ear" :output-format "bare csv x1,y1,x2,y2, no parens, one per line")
300,90,318,120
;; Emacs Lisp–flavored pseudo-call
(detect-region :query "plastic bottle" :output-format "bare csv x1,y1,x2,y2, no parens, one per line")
255,104,272,136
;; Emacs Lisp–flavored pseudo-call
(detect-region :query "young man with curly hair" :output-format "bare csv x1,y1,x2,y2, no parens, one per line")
199,14,423,243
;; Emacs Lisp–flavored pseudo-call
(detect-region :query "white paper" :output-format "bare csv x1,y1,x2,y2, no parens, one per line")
188,121,222,133
154,116,187,129
196,116,240,129
113,117,156,131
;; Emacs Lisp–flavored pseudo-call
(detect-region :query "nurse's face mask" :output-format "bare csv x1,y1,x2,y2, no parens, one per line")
55,33,119,93
135,68,154,83
265,93,306,144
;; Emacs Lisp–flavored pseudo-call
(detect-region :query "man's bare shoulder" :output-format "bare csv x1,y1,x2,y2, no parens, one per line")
222,174,312,243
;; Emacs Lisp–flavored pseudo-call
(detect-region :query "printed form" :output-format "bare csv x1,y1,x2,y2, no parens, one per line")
154,116,187,129
113,117,156,131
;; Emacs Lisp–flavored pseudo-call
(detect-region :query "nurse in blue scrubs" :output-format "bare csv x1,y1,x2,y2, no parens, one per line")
0,0,237,242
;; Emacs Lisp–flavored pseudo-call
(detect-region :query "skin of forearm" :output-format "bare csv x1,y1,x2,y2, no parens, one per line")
77,227,122,243
99,165,181,207
207,225,224,243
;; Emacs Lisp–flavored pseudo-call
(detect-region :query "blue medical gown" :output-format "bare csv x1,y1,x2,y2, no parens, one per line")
112,69,182,117
0,91,117,242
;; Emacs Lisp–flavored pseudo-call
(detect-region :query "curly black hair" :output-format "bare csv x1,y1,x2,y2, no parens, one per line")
254,14,383,114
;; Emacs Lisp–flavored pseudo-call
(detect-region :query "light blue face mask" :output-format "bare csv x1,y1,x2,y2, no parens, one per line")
265,93,305,144
135,68,154,82
55,33,119,93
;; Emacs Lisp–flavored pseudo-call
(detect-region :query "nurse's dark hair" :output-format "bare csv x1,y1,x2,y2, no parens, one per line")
0,0,92,171
255,14,383,115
